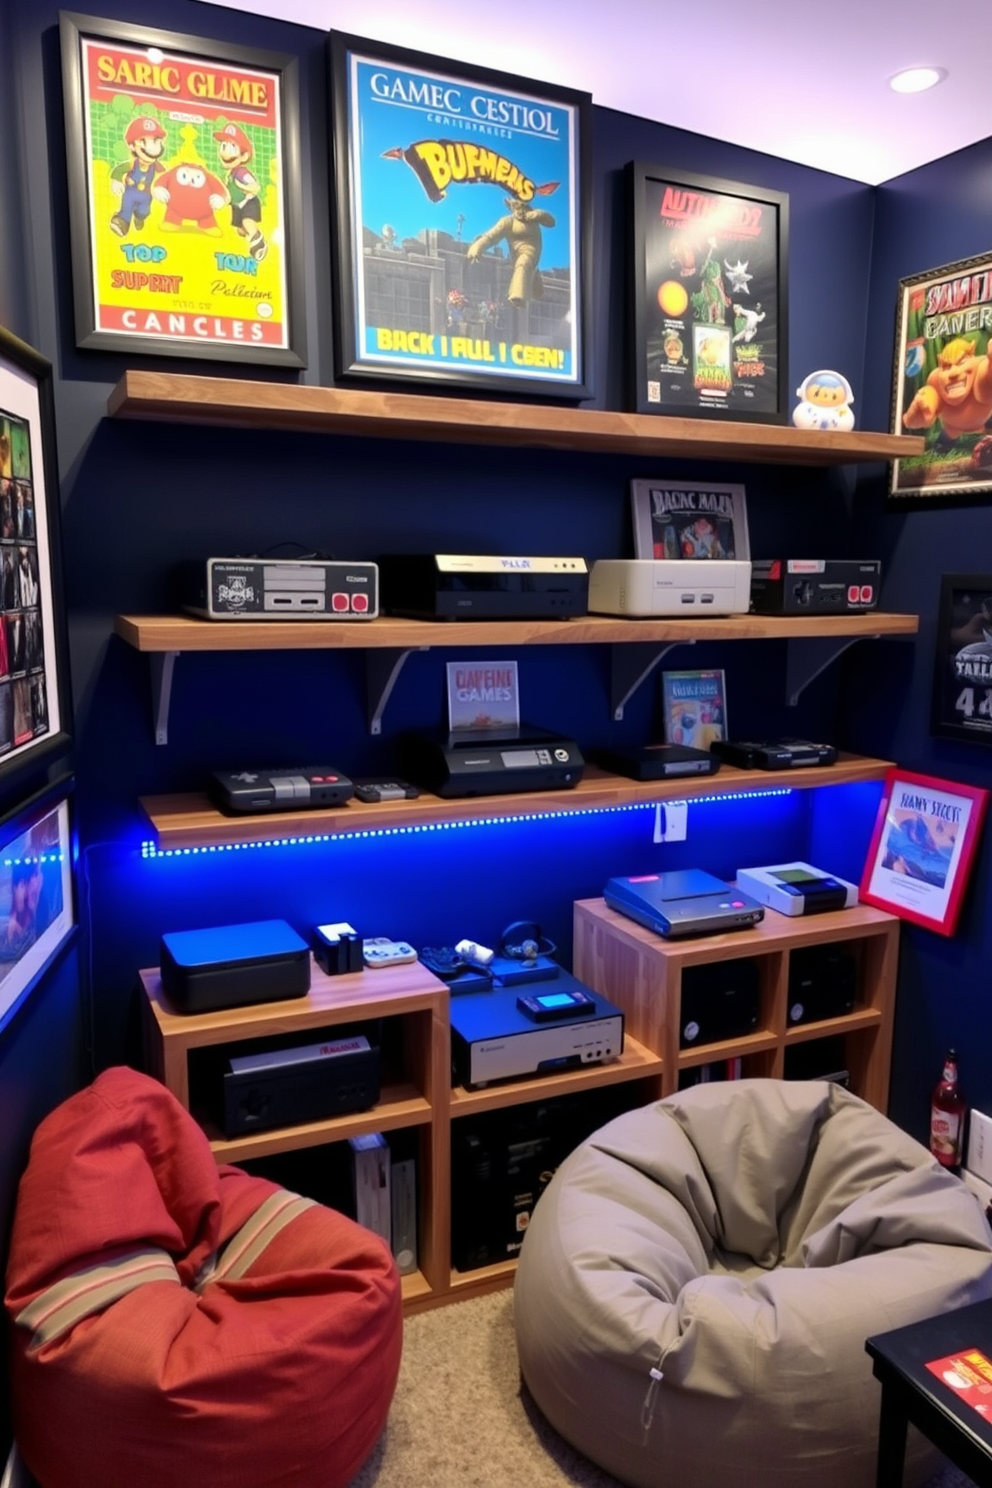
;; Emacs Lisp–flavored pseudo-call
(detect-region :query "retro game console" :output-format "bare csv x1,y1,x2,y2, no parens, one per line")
378,554,589,620
604,868,765,939
596,742,721,781
181,558,379,619
709,738,838,769
222,1034,380,1137
398,723,584,798
160,919,311,1014
210,767,355,814
735,861,858,917
588,559,752,617
449,974,624,1088
750,559,881,615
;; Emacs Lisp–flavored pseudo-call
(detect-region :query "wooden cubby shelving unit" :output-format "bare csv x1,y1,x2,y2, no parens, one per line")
119,372,920,1310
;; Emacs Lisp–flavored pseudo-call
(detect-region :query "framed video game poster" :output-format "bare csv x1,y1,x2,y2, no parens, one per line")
0,781,76,1039
890,253,992,504
329,32,592,397
0,326,73,805
860,768,988,937
59,12,306,366
628,162,789,422
931,574,992,746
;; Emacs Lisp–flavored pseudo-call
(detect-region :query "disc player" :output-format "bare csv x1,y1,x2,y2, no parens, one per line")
604,868,765,939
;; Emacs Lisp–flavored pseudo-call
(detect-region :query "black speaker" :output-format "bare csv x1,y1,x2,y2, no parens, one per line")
787,945,857,1026
679,959,761,1048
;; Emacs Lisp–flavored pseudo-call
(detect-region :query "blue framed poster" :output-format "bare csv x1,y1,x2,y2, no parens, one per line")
329,33,592,398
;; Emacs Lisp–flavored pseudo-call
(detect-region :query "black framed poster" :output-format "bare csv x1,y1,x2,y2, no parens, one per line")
628,162,789,423
931,573,992,746
329,31,592,397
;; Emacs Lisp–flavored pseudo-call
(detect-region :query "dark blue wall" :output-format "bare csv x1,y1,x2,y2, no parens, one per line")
852,141,992,1134
4,10,985,1450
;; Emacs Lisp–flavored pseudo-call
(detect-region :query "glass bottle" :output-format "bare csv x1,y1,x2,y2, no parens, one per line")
930,1049,966,1170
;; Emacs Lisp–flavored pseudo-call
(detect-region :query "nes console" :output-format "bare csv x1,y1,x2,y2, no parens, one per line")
450,975,624,1088
735,861,858,917
210,766,354,815
588,559,751,617
222,1034,380,1137
378,553,588,620
604,868,765,939
182,558,379,619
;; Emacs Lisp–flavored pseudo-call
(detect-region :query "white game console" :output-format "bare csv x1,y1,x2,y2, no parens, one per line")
735,861,859,917
588,559,752,617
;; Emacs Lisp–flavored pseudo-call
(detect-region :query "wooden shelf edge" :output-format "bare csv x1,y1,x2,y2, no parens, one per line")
115,610,920,654
139,754,896,851
204,1090,432,1162
449,1034,662,1116
107,370,924,466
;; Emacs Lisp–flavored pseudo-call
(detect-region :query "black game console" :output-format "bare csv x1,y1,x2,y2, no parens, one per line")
596,743,721,782
398,723,584,799
786,945,857,1026
709,738,838,769
160,919,311,1014
222,1033,381,1137
210,767,355,814
378,553,588,620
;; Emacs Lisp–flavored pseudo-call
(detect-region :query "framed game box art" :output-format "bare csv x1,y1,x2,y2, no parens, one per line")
329,32,592,397
859,767,989,937
890,253,992,504
59,11,306,366
627,162,789,423
0,327,73,805
931,574,992,746
630,478,749,561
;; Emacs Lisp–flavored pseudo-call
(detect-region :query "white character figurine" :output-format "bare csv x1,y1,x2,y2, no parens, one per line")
792,370,855,431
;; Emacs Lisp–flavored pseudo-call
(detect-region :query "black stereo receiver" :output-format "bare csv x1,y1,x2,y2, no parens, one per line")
399,723,584,799
378,553,589,620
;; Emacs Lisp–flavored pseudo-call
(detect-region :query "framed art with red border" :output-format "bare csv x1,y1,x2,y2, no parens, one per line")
859,767,989,936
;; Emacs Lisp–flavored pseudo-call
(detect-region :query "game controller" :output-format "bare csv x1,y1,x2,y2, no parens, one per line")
418,946,468,979
362,937,418,968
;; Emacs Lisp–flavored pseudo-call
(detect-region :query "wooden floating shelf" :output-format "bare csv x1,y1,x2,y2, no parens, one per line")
139,755,896,851
116,610,920,654
108,371,924,467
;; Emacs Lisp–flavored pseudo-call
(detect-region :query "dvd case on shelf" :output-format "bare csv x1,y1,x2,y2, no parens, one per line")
630,479,749,563
661,669,728,749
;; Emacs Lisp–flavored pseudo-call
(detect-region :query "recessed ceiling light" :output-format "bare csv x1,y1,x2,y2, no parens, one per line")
889,66,947,94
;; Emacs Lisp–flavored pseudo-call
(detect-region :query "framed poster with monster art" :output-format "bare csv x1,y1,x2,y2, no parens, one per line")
59,12,306,366
329,32,592,397
627,163,789,423
890,254,992,504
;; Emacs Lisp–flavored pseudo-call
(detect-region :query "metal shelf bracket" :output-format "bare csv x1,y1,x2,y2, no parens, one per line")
610,639,695,720
367,647,429,735
151,652,179,746
785,634,881,706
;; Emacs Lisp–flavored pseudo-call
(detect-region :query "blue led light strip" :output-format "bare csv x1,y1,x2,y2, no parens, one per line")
139,789,794,859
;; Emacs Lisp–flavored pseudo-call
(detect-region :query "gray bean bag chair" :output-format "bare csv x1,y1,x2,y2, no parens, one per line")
515,1078,992,1488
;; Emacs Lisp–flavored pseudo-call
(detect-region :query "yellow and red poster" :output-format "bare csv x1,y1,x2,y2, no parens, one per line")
63,18,303,364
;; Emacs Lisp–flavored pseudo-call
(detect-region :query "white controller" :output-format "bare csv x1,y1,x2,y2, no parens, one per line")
363,936,418,968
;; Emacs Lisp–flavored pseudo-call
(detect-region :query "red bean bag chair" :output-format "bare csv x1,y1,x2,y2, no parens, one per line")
5,1066,403,1488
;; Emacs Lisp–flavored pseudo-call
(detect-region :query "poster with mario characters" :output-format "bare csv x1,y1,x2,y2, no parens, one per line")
331,34,590,394
61,16,303,364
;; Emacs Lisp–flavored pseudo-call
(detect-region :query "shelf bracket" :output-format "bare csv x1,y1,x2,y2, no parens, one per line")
150,652,179,746
611,639,695,720
785,634,881,706
367,647,429,735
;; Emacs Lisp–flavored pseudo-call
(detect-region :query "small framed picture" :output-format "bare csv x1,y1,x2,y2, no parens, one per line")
890,253,992,504
859,767,989,937
627,162,788,422
630,479,749,561
661,669,728,749
0,325,73,805
59,11,306,366
329,31,592,397
0,781,76,1038
931,574,992,746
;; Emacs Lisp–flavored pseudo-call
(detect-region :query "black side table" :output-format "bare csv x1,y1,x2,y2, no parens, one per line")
866,1297,992,1488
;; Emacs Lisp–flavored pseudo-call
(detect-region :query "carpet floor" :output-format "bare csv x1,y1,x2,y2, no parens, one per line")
346,1288,979,1488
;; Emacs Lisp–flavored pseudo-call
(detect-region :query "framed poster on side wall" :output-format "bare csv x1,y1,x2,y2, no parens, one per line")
890,253,992,504
628,162,789,423
859,768,989,937
329,31,592,397
0,781,76,1038
931,574,992,746
59,11,306,366
0,327,72,804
